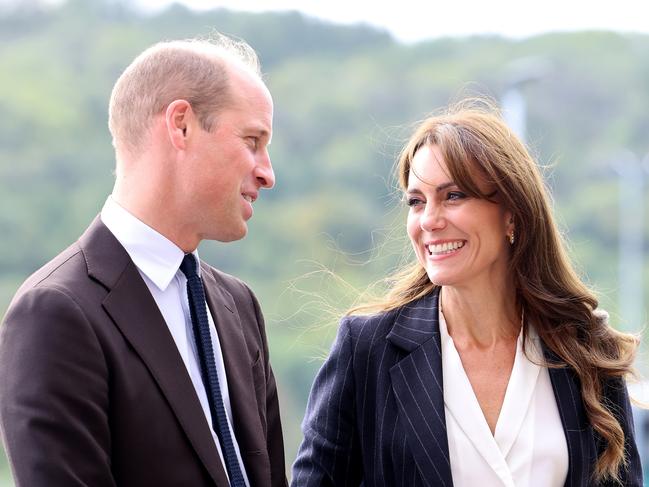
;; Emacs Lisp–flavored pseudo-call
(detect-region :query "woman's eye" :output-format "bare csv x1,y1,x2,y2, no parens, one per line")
446,191,467,201
406,197,424,207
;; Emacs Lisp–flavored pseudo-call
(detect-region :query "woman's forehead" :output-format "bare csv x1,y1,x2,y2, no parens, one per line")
408,143,495,195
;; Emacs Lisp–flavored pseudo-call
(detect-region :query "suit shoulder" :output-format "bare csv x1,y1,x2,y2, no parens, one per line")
10,242,86,302
2,242,97,333
339,307,400,345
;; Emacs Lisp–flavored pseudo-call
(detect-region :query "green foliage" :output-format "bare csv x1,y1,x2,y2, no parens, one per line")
1,0,648,483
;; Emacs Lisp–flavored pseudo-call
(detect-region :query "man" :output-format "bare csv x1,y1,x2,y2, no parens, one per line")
0,35,286,486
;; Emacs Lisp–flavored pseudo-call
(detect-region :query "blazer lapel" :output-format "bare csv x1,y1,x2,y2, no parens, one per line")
546,352,590,487
201,266,269,487
80,218,229,486
386,288,453,487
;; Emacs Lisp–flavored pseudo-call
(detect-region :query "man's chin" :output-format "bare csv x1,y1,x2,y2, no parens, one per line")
209,225,248,243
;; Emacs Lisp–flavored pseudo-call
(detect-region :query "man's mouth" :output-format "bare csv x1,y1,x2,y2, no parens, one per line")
242,194,253,203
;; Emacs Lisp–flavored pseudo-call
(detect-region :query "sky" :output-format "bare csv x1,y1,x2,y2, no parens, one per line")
127,0,649,43
5,0,648,43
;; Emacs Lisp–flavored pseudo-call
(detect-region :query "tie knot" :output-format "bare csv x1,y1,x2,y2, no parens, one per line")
179,253,198,279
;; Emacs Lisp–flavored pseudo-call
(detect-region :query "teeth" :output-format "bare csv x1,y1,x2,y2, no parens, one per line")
242,194,253,203
427,241,464,255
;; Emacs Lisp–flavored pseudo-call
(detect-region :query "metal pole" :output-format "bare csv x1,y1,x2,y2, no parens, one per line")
611,151,645,332
626,152,649,483
501,88,527,142
500,57,551,144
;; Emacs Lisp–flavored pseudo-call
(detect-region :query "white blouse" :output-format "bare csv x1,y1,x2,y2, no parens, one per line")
439,309,568,487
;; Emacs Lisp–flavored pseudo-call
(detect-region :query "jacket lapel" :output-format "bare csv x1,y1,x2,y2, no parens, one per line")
79,218,229,486
201,265,269,487
386,288,454,487
384,285,592,487
546,352,590,487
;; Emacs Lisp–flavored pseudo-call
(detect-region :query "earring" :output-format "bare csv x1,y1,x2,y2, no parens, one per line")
509,230,515,245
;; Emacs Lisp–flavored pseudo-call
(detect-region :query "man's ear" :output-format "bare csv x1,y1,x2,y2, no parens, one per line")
165,99,192,150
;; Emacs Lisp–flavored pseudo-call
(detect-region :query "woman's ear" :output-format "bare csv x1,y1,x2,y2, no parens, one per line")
505,210,515,244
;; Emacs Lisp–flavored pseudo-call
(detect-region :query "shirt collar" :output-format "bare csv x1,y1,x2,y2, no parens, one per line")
100,196,199,291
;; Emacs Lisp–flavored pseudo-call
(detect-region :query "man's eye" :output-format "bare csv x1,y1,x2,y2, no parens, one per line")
247,137,259,150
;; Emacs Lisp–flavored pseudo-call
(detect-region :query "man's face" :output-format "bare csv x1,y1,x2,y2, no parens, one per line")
183,67,274,243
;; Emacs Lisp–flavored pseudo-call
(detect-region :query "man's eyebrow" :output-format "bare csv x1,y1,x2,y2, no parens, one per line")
249,127,270,137
257,127,272,141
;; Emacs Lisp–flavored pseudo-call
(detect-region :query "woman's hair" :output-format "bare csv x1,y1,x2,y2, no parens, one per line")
350,99,638,483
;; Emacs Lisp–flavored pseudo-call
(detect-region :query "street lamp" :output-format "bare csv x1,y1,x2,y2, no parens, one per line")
500,57,551,143
611,151,646,333
617,152,649,476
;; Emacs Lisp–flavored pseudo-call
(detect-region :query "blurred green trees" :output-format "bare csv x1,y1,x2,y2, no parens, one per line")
1,0,648,483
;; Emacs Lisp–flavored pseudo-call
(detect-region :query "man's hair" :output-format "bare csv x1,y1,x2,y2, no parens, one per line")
108,34,261,157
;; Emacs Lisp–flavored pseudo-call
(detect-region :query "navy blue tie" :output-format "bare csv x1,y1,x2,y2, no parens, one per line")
180,254,246,487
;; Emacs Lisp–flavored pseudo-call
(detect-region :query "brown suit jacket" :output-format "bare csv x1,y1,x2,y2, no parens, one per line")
0,217,287,486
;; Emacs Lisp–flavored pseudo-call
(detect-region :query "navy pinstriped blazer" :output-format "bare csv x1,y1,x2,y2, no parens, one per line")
291,287,642,486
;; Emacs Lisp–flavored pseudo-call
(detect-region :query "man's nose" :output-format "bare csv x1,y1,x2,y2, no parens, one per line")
256,150,275,189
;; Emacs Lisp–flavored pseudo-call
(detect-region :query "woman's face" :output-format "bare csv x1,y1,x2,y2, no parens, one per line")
406,144,513,291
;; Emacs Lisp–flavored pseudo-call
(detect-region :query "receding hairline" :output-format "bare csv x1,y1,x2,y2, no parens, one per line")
146,38,261,76
108,35,263,158
139,39,266,110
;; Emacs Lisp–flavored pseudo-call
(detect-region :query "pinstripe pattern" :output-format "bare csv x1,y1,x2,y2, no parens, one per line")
291,288,642,486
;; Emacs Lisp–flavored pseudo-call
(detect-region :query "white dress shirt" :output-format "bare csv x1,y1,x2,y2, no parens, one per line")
439,308,568,487
101,196,250,486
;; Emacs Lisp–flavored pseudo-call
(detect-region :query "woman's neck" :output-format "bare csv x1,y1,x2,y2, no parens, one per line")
440,283,520,349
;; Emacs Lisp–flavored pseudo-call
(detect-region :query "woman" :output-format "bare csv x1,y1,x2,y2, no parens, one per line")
291,102,641,486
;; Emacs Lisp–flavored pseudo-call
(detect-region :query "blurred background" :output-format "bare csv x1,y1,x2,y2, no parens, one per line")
0,0,648,484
